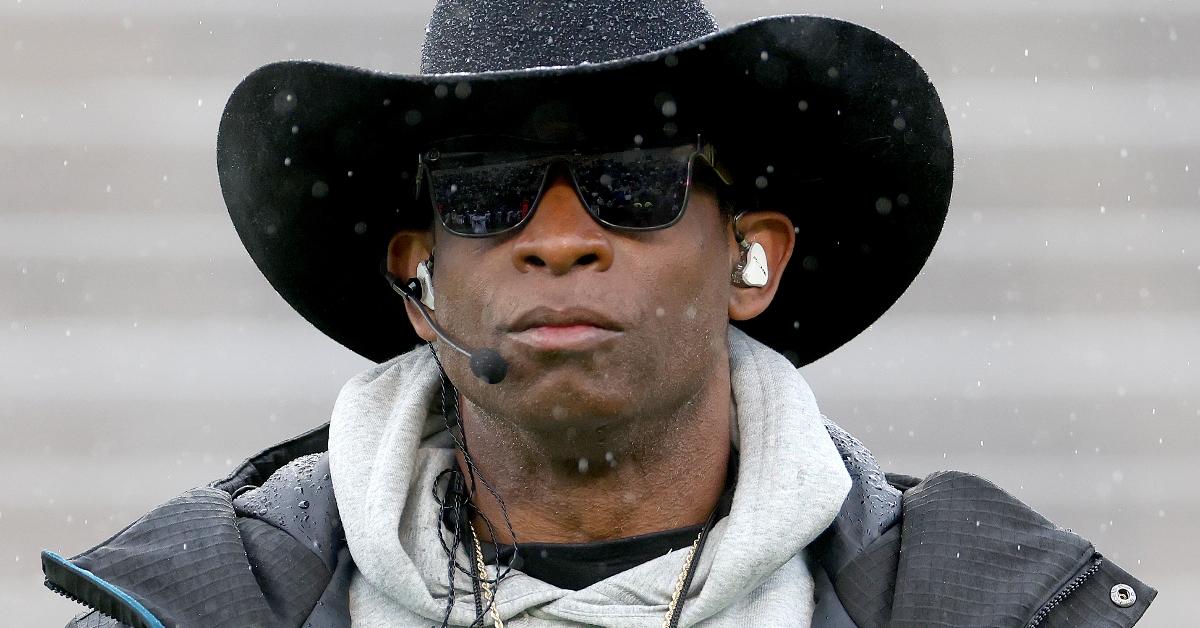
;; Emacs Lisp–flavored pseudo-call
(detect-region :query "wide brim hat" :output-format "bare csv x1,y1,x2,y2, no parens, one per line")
217,1,953,366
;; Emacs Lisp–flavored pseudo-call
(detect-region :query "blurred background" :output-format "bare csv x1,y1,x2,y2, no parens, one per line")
2,0,1196,624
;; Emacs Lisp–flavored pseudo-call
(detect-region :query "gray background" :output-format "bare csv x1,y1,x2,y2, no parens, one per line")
2,0,1196,624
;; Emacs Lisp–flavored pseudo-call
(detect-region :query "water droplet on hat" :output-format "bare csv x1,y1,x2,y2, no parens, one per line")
273,90,297,114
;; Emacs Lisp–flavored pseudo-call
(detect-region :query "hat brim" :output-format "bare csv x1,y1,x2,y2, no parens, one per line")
217,15,953,366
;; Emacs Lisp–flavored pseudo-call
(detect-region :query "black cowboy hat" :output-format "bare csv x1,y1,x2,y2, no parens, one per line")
216,0,953,366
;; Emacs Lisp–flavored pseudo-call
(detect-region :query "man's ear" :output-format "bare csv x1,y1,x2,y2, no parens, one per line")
387,229,438,343
728,211,795,321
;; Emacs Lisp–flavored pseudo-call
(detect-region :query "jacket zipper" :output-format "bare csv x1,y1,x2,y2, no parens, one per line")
1026,556,1104,628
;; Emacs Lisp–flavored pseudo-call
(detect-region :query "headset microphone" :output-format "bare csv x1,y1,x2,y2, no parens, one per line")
383,270,510,384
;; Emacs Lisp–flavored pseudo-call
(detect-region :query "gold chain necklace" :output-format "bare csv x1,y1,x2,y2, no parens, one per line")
660,527,705,628
470,526,505,628
469,523,705,628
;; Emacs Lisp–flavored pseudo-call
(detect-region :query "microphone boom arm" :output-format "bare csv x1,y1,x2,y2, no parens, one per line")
383,270,508,384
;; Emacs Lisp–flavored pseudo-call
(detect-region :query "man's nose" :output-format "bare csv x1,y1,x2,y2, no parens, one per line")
510,170,614,275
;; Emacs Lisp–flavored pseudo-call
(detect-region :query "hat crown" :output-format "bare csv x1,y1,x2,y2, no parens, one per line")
420,0,718,74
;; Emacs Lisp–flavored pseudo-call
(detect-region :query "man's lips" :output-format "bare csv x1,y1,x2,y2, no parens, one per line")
507,325,623,351
505,307,624,351
507,306,624,333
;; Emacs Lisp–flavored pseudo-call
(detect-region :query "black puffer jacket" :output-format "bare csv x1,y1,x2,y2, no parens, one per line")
43,422,1156,628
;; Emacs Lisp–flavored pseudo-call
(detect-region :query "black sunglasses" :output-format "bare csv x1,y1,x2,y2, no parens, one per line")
414,135,731,237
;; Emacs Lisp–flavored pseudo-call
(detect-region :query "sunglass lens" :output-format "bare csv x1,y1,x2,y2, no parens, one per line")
428,161,545,235
573,146,692,229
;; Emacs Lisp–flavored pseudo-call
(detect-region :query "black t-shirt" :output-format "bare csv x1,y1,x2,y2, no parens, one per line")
455,453,737,591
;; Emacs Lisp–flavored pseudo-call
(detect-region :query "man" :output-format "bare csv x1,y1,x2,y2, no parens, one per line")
42,1,1156,626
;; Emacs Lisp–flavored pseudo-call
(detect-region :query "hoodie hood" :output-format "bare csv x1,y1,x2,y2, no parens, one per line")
328,327,852,626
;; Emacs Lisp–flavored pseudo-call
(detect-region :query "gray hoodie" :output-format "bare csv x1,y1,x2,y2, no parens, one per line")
329,327,853,627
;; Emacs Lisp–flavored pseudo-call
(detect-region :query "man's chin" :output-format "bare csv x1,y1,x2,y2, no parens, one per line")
516,385,635,424
479,377,640,429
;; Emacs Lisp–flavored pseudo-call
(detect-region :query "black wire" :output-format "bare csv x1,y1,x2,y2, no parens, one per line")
429,343,520,626
436,471,462,628
430,344,521,566
433,468,502,628
430,400,478,624
432,470,479,579
470,569,484,628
